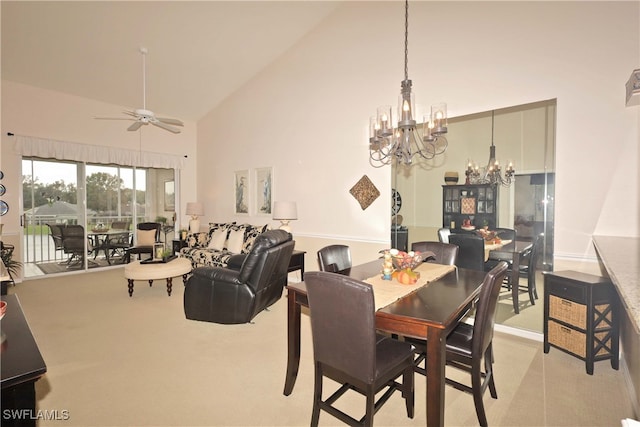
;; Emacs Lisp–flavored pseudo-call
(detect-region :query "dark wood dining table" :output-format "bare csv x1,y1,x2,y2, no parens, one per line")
487,239,533,314
283,260,488,427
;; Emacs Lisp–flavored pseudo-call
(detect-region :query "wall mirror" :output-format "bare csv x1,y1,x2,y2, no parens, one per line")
392,99,556,333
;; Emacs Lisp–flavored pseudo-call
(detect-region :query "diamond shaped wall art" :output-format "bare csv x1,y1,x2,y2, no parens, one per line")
349,175,380,210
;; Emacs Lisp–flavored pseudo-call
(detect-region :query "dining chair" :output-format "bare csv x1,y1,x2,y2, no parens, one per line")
304,271,415,426
437,227,451,243
408,261,509,427
47,224,66,262
124,222,161,263
61,224,95,268
449,234,485,271
493,227,516,241
317,244,352,273
410,241,458,265
507,233,544,305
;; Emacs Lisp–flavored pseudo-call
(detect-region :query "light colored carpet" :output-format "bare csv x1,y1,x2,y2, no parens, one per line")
8,268,635,426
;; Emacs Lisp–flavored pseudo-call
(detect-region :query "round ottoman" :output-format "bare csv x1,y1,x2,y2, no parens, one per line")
124,257,192,297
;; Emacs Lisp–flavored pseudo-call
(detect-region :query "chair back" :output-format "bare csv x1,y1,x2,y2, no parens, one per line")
493,227,516,241
449,234,485,271
111,221,130,231
317,245,352,273
48,224,64,250
472,261,509,358
437,228,451,243
62,224,86,252
238,229,295,310
411,241,458,265
305,271,377,383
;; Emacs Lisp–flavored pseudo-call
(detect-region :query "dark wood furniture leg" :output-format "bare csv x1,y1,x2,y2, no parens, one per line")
426,326,446,427
166,277,173,296
510,252,521,314
127,279,134,297
283,289,302,396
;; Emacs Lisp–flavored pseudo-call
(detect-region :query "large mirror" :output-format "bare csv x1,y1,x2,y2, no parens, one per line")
392,99,556,333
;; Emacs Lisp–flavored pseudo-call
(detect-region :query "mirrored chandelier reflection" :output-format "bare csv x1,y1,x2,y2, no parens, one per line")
369,0,448,167
465,111,515,186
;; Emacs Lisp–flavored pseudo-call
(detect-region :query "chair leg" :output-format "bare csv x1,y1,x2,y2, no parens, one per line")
485,344,497,399
403,364,415,418
364,385,375,427
311,364,322,427
471,359,489,427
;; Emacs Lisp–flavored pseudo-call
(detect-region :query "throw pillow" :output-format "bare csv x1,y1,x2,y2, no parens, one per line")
241,224,269,254
207,228,228,250
137,229,156,246
226,227,246,254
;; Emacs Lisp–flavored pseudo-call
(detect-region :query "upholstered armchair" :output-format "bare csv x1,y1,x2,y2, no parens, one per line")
183,229,295,324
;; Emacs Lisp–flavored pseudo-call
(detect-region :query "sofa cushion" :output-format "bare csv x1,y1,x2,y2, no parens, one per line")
226,227,245,253
207,228,228,250
241,224,270,254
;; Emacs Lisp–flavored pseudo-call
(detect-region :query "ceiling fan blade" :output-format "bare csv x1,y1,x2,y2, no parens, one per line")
123,110,139,118
156,117,184,126
151,120,181,134
94,116,135,121
127,121,144,131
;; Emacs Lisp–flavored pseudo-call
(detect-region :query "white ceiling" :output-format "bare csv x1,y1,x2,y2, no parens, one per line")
1,1,343,122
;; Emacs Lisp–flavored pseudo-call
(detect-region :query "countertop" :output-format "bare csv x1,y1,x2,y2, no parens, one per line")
592,236,640,333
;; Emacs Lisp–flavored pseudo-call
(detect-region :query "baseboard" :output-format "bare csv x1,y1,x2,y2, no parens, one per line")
494,323,543,342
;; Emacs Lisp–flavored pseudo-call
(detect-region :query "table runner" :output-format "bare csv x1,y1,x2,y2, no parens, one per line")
484,239,512,261
364,263,456,310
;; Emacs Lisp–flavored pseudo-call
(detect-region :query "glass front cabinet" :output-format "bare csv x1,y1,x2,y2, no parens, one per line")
442,183,498,230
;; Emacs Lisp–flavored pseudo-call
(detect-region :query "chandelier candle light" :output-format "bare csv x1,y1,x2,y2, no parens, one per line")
369,0,448,167
466,111,515,187
185,202,204,233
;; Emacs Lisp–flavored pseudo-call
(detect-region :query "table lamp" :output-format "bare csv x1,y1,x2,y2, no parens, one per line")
186,202,204,232
273,201,297,233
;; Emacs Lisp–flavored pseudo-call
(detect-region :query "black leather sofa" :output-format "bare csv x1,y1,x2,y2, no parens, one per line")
183,229,295,324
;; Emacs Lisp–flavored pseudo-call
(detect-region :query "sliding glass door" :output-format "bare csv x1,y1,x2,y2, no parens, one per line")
21,157,175,277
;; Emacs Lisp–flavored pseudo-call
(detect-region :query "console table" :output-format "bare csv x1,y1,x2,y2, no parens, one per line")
1,294,47,427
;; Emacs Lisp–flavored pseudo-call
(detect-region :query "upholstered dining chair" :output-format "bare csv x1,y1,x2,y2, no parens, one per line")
437,227,451,243
493,227,516,241
124,222,161,263
449,233,485,271
317,244,352,273
507,233,544,305
408,261,508,427
304,271,415,426
410,241,459,265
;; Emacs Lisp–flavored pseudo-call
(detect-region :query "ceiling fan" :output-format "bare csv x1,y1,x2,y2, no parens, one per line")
94,47,183,134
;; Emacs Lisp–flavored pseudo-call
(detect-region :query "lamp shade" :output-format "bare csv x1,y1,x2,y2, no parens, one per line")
273,201,297,220
185,202,204,217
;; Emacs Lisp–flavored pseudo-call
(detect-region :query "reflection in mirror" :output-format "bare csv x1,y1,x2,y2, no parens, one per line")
392,99,556,333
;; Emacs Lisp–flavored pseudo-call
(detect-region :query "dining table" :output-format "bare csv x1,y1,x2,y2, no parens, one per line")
283,260,488,427
486,239,533,314
88,229,132,264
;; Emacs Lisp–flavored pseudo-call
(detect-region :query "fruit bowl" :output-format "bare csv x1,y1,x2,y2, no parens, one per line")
389,249,423,271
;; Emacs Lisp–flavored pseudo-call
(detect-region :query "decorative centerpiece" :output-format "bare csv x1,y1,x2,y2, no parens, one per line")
388,248,422,284
476,228,502,244
91,223,109,233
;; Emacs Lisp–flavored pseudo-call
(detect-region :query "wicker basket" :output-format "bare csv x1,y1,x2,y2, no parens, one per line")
549,295,586,329
548,320,586,357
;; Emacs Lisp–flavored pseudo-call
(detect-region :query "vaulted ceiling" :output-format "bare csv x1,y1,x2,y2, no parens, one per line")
1,1,342,122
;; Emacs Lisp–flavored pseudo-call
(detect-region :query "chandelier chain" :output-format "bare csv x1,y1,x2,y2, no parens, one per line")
404,0,409,81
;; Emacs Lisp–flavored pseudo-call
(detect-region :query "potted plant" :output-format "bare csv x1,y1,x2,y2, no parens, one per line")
1,248,22,283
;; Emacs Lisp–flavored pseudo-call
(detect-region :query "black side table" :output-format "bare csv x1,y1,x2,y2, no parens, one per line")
172,239,188,255
543,270,619,375
288,250,305,280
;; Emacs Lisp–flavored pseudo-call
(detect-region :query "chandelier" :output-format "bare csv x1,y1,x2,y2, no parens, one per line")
369,0,448,167
465,111,515,186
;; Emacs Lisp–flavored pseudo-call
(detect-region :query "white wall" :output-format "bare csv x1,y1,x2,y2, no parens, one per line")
0,81,199,237
197,1,639,265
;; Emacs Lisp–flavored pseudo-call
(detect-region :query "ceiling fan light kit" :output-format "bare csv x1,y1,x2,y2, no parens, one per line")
94,47,183,134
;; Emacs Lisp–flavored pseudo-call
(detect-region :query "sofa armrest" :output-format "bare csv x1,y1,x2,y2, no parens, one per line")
226,254,247,271
192,266,242,285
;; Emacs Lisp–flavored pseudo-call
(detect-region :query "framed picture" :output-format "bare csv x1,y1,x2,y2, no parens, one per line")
234,170,250,215
254,167,272,215
164,181,175,211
